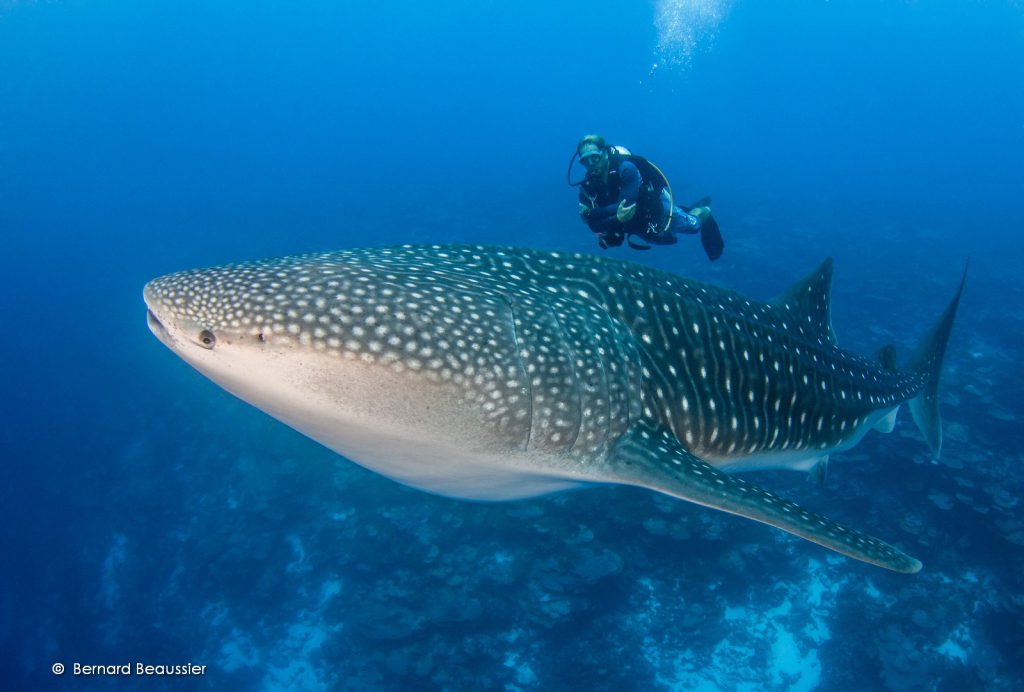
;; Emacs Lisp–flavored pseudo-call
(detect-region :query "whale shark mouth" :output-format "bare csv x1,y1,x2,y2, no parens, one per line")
146,308,173,346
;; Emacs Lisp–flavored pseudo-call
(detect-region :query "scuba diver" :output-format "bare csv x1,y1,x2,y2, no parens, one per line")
568,134,724,261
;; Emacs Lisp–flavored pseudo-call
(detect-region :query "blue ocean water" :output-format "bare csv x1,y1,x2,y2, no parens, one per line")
2,0,1022,689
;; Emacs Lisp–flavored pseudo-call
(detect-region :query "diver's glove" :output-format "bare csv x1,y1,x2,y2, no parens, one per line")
597,235,609,250
689,205,712,225
578,203,591,220
616,200,636,223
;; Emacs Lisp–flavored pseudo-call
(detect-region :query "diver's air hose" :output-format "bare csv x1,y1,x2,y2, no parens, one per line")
566,151,585,186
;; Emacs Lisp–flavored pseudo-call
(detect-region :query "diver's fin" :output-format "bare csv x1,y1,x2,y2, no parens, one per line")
699,214,724,262
873,407,899,433
772,258,836,345
907,263,967,457
875,344,898,372
606,421,921,573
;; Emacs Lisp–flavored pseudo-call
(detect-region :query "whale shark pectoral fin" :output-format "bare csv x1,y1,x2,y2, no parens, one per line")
607,423,922,573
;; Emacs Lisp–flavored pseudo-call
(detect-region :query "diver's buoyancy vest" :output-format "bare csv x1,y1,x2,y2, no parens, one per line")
593,146,671,232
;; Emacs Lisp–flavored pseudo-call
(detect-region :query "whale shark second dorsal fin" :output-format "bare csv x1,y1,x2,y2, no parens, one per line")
772,258,837,346
875,344,898,371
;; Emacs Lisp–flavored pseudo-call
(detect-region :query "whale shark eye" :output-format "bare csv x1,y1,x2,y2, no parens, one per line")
198,329,216,349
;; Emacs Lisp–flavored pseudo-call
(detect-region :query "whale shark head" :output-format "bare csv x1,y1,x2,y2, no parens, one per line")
143,247,582,499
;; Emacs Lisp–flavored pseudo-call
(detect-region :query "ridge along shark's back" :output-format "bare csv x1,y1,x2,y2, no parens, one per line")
144,244,964,573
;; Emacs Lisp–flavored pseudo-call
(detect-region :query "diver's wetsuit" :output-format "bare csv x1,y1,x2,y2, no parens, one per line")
579,159,700,248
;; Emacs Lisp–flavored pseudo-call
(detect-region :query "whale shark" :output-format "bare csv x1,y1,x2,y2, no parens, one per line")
144,245,964,573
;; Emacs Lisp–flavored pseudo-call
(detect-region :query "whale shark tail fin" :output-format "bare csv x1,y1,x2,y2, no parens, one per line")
907,263,967,457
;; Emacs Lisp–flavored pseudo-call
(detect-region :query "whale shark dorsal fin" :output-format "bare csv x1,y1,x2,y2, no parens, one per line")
607,422,921,573
772,257,837,346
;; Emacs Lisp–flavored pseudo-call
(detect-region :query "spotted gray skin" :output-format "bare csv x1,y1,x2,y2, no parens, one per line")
144,244,965,573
